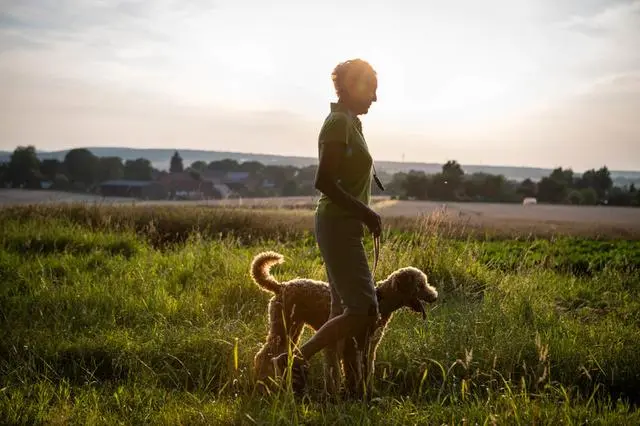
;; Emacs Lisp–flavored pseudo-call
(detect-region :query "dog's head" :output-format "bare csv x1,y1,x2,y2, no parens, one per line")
379,267,438,319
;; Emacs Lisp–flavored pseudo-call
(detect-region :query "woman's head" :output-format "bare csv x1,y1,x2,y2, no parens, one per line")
331,58,377,115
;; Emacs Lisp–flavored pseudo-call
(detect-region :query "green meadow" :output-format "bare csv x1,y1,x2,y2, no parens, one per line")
1,204,638,425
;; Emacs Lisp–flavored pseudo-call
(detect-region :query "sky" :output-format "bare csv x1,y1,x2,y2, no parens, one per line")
1,0,639,171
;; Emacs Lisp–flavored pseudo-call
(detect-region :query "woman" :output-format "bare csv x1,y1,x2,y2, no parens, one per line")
272,58,382,394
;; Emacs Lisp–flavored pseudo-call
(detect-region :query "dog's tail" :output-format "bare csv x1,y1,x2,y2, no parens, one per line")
250,251,284,294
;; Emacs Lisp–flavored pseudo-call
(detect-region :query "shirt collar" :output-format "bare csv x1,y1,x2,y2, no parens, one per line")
330,102,355,118
330,102,362,131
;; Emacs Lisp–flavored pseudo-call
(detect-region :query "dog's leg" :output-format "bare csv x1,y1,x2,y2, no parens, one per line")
362,331,382,397
358,329,372,399
323,342,342,397
254,299,288,391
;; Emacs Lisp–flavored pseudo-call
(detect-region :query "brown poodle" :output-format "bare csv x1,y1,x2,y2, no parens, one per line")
250,251,438,396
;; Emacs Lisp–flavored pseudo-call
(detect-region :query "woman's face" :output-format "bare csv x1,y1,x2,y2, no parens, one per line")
345,72,377,115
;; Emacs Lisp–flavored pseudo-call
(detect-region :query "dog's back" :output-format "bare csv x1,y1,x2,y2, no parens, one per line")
278,279,333,331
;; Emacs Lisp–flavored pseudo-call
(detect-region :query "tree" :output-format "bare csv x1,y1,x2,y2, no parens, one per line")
124,158,153,180
189,161,208,173
567,190,583,205
7,145,41,188
482,174,507,201
207,159,239,173
239,161,264,174
40,159,62,181
537,167,573,203
607,187,633,206
594,166,613,199
262,165,297,187
384,172,406,198
53,173,69,190
578,166,612,200
64,148,99,188
549,167,574,187
402,170,429,200
282,179,299,196
628,183,638,206
295,165,319,193
98,157,124,182
580,187,598,205
537,177,565,203
188,170,201,181
517,178,537,199
442,160,464,186
0,163,9,187
170,151,184,173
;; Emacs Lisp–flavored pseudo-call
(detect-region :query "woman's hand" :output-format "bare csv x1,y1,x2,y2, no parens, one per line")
362,207,382,237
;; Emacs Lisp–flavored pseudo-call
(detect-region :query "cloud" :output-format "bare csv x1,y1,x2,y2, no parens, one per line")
555,0,640,75
560,0,640,35
1,0,639,170
0,70,317,157
586,71,640,95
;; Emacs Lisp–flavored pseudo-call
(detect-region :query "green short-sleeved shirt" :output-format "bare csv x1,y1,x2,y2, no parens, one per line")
316,102,373,218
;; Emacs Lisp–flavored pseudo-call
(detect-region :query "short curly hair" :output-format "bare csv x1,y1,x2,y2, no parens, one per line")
331,58,377,99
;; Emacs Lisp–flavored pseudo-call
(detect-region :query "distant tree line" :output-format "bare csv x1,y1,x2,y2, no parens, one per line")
387,160,639,206
1,145,638,206
0,146,156,191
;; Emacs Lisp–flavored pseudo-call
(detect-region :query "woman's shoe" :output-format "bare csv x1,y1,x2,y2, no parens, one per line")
271,351,308,395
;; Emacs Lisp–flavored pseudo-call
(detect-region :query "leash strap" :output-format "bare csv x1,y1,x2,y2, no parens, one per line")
372,234,380,279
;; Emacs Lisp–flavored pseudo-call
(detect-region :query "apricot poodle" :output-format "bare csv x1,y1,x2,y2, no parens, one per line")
250,251,438,396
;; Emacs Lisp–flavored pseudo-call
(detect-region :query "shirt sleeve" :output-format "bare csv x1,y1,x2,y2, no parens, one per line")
318,113,349,146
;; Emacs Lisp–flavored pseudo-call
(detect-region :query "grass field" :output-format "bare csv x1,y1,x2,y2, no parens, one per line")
1,203,639,424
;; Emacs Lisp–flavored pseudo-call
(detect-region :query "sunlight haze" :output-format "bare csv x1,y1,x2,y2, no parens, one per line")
1,0,639,171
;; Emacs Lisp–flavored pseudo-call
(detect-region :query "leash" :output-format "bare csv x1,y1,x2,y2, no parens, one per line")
372,234,380,279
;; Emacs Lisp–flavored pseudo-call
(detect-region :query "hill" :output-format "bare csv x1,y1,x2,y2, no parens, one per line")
1,146,639,184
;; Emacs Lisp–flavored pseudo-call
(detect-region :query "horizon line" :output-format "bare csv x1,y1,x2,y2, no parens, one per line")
1,144,639,175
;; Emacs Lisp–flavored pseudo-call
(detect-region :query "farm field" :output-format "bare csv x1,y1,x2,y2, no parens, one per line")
0,203,639,424
2,189,640,238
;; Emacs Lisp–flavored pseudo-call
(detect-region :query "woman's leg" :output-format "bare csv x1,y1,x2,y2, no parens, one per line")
301,212,378,361
272,213,378,393
299,311,375,360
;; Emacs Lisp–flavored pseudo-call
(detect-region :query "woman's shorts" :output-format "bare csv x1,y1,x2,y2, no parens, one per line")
315,211,379,318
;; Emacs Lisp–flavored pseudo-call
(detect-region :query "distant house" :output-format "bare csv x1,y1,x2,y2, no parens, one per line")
217,171,252,194
223,171,251,184
99,180,166,199
199,169,226,183
157,172,220,200
198,170,232,199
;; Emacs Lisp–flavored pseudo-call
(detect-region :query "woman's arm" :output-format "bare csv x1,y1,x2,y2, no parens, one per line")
314,141,381,235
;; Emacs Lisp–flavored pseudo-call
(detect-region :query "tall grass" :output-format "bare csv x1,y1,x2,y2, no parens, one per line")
0,205,638,424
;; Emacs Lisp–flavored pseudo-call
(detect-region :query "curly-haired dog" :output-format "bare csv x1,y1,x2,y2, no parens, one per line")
251,251,438,396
